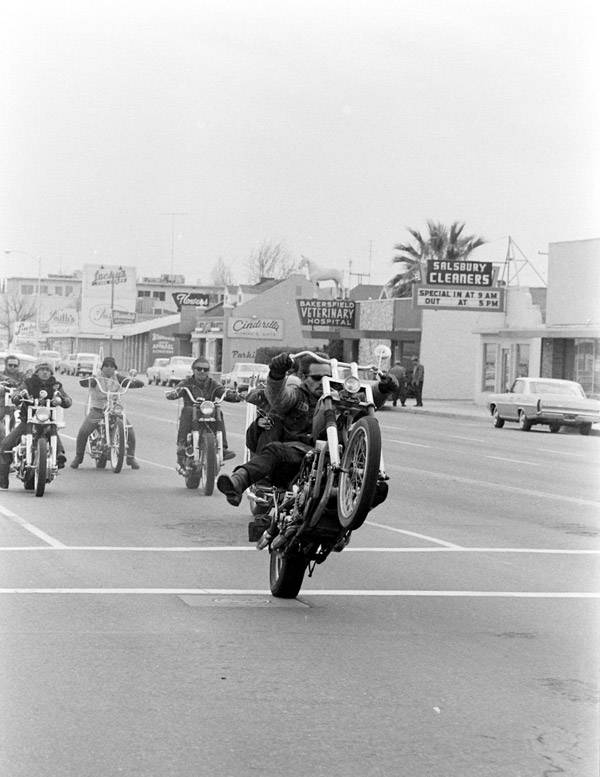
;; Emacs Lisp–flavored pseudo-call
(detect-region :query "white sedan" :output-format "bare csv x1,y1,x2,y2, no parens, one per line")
488,377,600,435
157,356,195,386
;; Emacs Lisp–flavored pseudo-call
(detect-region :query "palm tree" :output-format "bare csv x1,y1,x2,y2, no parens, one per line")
384,221,486,298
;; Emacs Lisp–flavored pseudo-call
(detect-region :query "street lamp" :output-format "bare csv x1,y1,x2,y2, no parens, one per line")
98,264,124,356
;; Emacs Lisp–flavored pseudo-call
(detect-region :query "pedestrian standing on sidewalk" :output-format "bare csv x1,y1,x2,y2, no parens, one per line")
411,355,424,407
389,361,407,407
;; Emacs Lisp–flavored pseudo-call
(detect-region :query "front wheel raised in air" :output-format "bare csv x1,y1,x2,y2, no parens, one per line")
338,415,382,530
269,548,307,598
34,437,48,497
199,430,217,495
110,419,125,473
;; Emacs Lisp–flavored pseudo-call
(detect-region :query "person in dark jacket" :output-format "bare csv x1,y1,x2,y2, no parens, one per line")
166,356,238,466
216,352,396,507
389,361,407,407
411,355,424,407
0,354,27,443
0,362,71,488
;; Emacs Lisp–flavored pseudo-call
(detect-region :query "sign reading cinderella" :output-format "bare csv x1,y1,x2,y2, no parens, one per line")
227,317,283,339
296,299,356,328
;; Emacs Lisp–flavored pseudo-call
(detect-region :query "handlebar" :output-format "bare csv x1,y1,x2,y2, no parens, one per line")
90,378,137,397
165,386,225,405
289,350,381,375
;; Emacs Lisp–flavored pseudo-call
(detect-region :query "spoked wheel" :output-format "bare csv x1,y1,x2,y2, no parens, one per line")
110,419,125,473
269,547,307,598
199,430,217,496
337,415,382,530
518,411,531,432
34,437,48,497
492,408,505,428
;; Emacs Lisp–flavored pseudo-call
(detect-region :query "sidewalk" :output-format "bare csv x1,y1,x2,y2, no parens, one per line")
380,399,488,422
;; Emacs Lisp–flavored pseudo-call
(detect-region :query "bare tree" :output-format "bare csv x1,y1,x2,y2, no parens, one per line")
0,292,37,348
245,240,298,284
210,257,234,287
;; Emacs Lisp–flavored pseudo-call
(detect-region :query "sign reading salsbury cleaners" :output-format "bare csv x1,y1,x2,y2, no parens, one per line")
426,260,494,287
296,299,356,328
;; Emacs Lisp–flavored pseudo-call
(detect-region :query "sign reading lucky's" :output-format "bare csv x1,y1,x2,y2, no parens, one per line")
296,299,356,328
426,259,494,287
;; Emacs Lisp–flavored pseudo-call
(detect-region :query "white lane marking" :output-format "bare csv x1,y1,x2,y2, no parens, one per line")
385,438,431,448
0,505,66,548
541,449,588,458
0,588,597,598
445,435,486,442
485,455,540,466
0,546,598,554
386,464,600,508
365,520,462,548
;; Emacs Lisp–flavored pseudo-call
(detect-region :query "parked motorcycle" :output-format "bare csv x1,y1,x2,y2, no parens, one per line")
86,373,140,473
9,389,65,497
166,385,226,495
245,350,389,598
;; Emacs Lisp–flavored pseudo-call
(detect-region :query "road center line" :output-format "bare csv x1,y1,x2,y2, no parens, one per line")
386,439,431,448
0,505,66,548
485,455,540,466
0,588,597,598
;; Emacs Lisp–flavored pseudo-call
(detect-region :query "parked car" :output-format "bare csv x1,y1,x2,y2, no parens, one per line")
75,352,100,376
146,357,170,385
221,362,270,393
158,356,195,386
59,353,77,375
488,377,600,435
37,350,61,372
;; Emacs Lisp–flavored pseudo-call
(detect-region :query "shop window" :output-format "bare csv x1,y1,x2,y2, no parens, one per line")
21,284,34,295
65,286,74,296
515,344,529,377
54,286,63,296
482,344,496,391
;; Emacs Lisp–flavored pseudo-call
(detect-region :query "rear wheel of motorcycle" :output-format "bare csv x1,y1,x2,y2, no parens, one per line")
110,419,125,473
338,415,381,530
96,453,108,469
185,465,200,489
34,437,48,497
23,471,35,490
269,548,307,598
199,430,217,496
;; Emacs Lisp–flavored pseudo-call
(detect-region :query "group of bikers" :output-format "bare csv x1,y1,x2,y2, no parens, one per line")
0,350,401,500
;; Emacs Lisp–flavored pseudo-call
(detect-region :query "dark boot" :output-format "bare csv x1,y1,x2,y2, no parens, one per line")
217,467,251,507
222,449,236,461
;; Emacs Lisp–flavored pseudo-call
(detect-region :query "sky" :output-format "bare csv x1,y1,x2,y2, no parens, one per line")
2,0,599,289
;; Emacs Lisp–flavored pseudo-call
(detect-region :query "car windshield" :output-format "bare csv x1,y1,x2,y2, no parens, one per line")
531,381,585,397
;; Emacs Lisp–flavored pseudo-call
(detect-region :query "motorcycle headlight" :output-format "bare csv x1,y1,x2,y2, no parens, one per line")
112,403,123,415
200,400,215,415
35,408,51,422
343,376,361,394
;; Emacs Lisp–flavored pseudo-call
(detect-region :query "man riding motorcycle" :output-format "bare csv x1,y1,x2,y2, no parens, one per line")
70,356,143,470
0,355,26,443
0,361,71,489
167,356,239,467
216,352,396,506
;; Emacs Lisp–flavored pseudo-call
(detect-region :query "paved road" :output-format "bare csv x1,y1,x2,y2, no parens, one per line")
0,377,598,776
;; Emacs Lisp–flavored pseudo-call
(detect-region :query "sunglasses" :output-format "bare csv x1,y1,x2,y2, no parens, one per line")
308,374,326,382
194,367,210,373
6,363,19,368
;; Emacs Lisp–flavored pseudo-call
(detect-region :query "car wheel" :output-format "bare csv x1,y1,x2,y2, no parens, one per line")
492,407,505,428
579,423,592,436
518,411,531,431
549,423,560,433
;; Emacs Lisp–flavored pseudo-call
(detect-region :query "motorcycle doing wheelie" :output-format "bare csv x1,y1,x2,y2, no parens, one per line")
166,385,226,495
245,350,389,598
10,389,66,497
86,374,140,473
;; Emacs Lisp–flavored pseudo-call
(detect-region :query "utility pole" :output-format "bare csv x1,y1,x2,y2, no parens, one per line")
500,236,546,287
160,212,189,277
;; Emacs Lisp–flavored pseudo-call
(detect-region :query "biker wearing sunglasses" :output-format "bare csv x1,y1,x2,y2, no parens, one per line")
167,358,239,466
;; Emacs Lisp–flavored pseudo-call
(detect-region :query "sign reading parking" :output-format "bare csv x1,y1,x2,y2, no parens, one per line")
416,286,505,311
